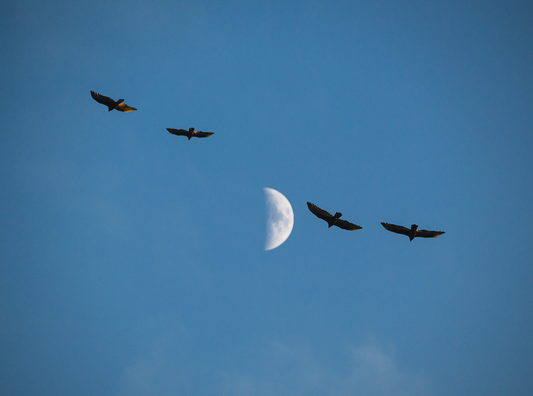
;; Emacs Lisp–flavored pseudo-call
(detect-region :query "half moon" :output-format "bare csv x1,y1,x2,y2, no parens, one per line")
264,187,294,251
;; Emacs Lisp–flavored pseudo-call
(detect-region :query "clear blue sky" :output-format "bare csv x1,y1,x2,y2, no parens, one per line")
1,1,533,395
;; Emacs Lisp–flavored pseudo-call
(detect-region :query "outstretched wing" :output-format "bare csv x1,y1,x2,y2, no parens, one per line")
335,219,362,231
381,222,411,236
307,202,333,222
115,102,137,112
193,131,214,138
166,128,189,136
91,91,116,108
416,229,445,238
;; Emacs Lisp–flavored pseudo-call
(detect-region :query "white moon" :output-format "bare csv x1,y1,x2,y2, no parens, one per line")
264,187,294,251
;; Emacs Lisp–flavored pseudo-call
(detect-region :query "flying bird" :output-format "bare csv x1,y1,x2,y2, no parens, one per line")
307,202,362,230
381,222,445,241
166,127,214,140
90,91,137,112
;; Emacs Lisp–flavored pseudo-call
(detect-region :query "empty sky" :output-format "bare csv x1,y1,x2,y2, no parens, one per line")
1,1,533,395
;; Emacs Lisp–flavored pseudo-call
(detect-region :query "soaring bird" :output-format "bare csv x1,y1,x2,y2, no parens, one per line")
381,222,444,241
307,202,362,230
90,91,137,112
166,127,214,140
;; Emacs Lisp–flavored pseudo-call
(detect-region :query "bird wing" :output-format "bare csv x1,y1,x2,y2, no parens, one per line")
167,128,189,136
381,222,411,236
307,202,334,222
334,219,362,231
416,229,445,238
91,91,115,107
115,102,137,112
193,131,214,138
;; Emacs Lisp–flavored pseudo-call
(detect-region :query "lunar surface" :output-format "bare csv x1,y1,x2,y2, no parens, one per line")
264,187,294,251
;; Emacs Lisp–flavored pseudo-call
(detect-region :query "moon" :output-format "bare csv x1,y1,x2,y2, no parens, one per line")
264,187,294,251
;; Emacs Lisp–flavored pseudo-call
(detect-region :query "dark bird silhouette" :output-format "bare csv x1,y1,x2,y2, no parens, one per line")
307,202,362,230
381,222,444,241
90,91,137,112
166,127,214,140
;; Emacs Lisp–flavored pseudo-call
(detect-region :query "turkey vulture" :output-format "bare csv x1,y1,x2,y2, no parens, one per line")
307,202,362,230
90,91,137,112
166,127,214,140
381,222,444,241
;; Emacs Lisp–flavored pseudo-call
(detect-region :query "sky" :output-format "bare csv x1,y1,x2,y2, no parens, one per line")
1,0,533,395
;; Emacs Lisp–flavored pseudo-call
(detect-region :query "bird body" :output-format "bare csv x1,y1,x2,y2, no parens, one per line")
90,91,137,112
381,222,444,241
166,127,214,140
307,202,362,230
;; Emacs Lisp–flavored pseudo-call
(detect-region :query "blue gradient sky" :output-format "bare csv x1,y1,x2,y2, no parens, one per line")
1,1,533,395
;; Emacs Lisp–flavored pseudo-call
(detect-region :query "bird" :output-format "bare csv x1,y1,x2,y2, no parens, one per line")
90,91,137,112
380,222,445,241
307,202,362,230
166,127,214,140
